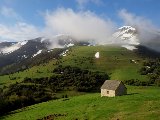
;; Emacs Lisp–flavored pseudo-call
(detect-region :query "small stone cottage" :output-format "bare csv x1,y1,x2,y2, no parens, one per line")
101,80,127,97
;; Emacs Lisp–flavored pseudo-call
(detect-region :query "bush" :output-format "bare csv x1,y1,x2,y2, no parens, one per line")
124,79,150,86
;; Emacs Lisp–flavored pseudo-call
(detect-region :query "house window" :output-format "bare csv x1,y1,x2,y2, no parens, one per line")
107,91,109,94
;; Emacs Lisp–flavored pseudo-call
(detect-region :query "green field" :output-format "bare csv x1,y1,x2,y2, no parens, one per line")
0,60,57,88
0,45,148,88
1,86,160,120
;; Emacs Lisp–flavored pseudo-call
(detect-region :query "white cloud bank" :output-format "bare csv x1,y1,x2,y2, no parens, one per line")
0,7,116,44
44,8,116,44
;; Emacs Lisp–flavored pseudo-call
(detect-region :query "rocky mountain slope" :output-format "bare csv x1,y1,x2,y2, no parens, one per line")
0,35,90,74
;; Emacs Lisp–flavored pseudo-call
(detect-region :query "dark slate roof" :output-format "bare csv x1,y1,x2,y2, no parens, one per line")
101,80,122,90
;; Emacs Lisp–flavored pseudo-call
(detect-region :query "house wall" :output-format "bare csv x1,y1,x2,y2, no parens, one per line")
101,89,115,97
115,83,127,96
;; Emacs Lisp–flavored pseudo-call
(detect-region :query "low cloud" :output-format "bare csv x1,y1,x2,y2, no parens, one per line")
119,9,160,51
44,8,116,44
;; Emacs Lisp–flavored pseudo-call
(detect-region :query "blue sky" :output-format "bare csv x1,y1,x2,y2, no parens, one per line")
0,0,160,41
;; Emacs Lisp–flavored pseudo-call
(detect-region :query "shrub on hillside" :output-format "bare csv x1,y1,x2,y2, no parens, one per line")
124,79,150,86
139,59,160,86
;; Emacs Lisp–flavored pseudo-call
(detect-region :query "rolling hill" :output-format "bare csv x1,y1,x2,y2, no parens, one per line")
0,45,151,88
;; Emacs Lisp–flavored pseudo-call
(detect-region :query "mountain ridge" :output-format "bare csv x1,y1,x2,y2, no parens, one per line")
0,26,160,75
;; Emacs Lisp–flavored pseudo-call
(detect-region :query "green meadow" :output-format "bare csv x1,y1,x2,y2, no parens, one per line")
1,86,160,120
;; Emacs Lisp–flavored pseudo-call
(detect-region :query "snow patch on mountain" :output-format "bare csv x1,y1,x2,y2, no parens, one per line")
60,49,69,56
122,45,137,51
0,45,20,54
95,52,100,58
47,49,53,52
119,26,136,31
40,38,46,43
20,41,28,45
66,43,74,47
0,41,28,54
131,59,137,64
22,55,28,58
32,50,42,57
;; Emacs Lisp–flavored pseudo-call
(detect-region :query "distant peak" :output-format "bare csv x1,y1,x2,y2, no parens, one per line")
112,25,139,50
118,26,136,31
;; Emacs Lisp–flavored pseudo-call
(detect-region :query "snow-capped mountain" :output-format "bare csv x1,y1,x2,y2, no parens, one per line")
0,41,28,54
0,35,77,55
0,26,140,56
0,37,48,70
0,35,90,74
0,38,46,56
113,26,140,50
0,42,17,50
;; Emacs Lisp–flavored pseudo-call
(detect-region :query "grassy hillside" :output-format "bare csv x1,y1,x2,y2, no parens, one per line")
0,45,159,119
0,45,148,88
0,60,57,88
1,86,160,120
61,46,148,80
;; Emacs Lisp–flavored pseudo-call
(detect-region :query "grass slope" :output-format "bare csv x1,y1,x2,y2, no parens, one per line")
0,60,57,88
0,45,148,88
61,46,148,81
1,86,160,120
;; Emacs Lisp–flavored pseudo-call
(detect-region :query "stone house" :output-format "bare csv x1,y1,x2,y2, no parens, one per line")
101,80,127,97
